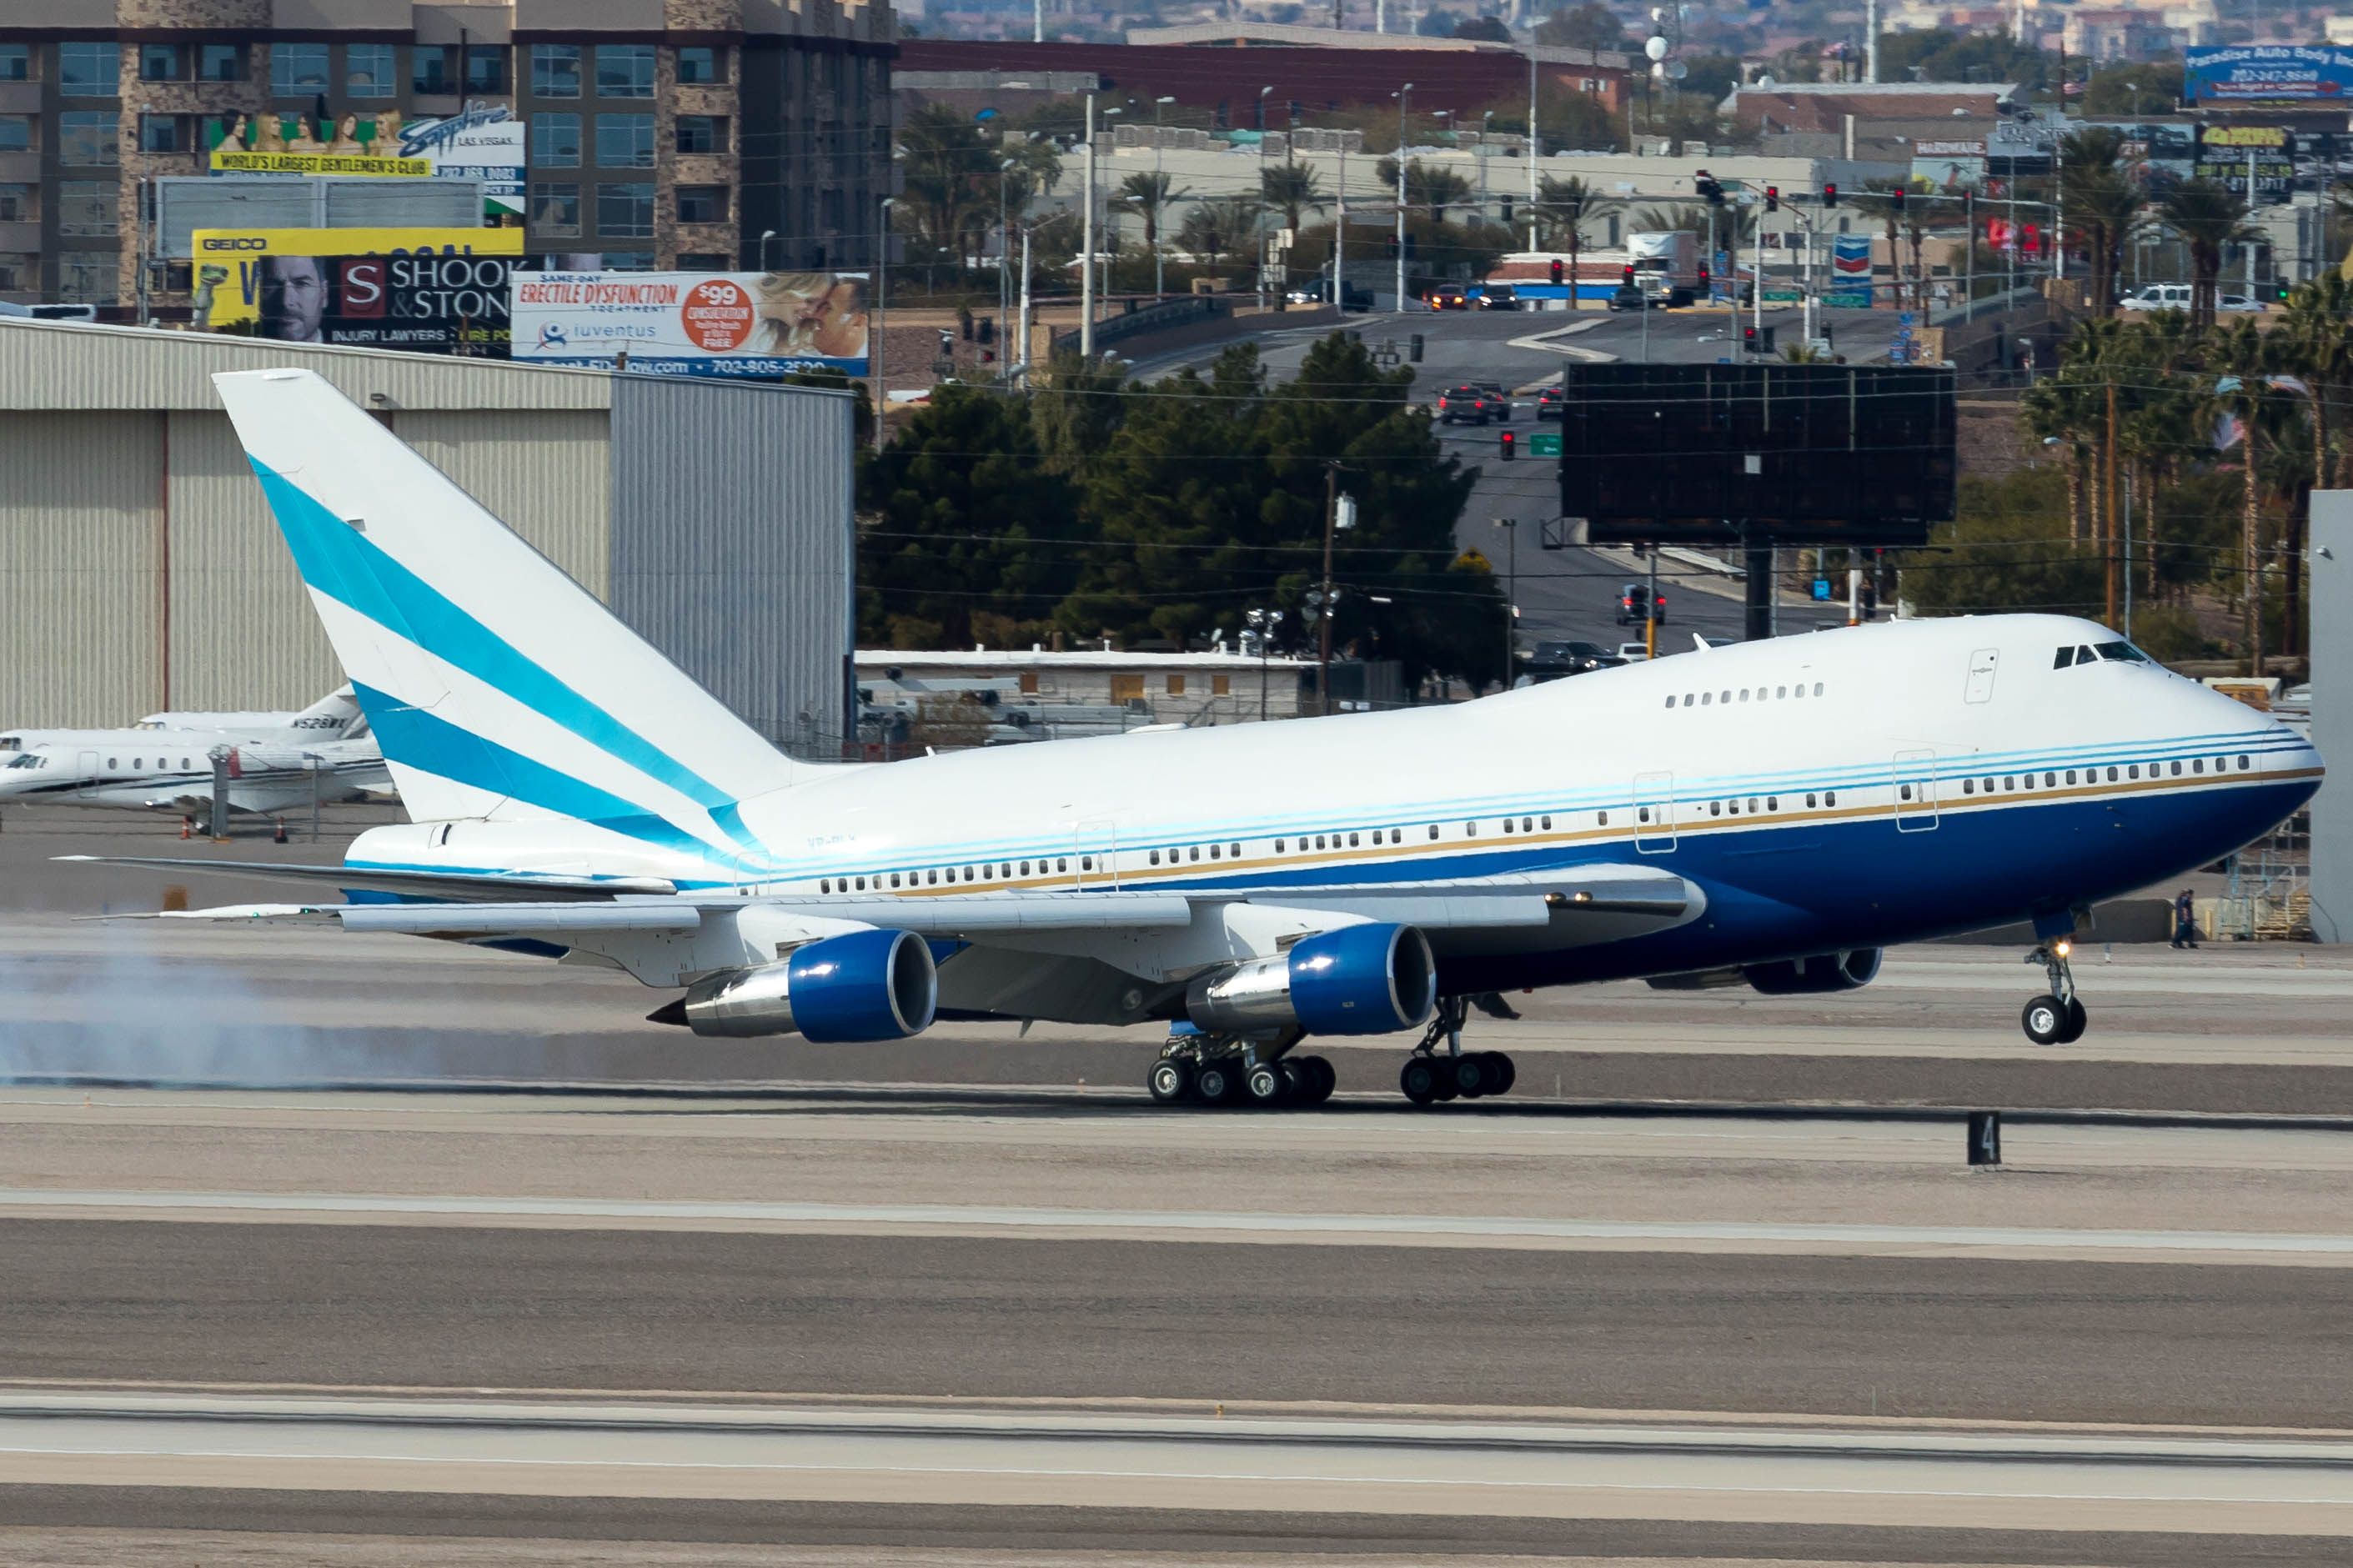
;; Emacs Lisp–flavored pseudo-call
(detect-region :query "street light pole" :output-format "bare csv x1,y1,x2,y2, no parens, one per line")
1527,49,1539,251
1081,92,1096,359
1496,517,1518,684
1257,85,1273,311
874,195,895,452
1393,84,1413,313
1154,95,1174,299
759,228,776,269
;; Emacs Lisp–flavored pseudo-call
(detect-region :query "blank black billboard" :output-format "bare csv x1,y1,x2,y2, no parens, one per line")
1556,364,1956,546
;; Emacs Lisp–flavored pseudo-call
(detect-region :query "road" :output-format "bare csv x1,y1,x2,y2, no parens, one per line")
1141,303,1916,654
3,809,2353,1562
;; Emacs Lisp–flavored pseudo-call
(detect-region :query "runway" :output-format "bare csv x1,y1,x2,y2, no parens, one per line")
5,810,2353,1561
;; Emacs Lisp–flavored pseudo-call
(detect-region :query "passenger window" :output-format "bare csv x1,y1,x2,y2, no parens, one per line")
1388,829,1400,844
2004,776,2014,789
1683,694,1694,705
2065,771,2077,785
1187,847,1198,862
1805,793,1817,808
1766,797,1776,811
1466,822,1478,835
928,870,939,884
1348,832,1359,847
1701,693,1712,705
2171,761,2182,776
1813,682,1824,696
891,874,901,888
2128,765,2139,779
2240,755,2251,770
1275,839,1285,853
2044,772,2056,786
1150,850,1161,864
1315,834,1327,849
1427,824,1438,839
1900,784,1913,801
1776,685,1787,699
1598,810,1608,824
1503,818,1515,834
1209,844,1220,859
1739,689,1749,702
1720,690,1731,704
1232,843,1242,856
1082,855,1094,869
1963,779,1974,794
1540,816,1551,830
1710,801,1722,816
1825,790,1837,806
1747,798,1758,813
1663,696,1674,708
820,879,830,893
108,757,118,769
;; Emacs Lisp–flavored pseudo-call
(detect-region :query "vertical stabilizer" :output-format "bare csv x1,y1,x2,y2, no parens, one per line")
211,368,807,863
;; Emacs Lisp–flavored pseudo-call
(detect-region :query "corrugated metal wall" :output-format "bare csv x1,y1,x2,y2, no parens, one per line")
609,376,855,755
394,411,615,600
163,411,344,712
0,414,164,725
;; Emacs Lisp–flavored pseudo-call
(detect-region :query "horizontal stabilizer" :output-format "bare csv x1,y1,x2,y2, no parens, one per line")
55,855,676,903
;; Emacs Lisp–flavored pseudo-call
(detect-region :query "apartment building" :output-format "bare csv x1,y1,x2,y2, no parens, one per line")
0,0,894,308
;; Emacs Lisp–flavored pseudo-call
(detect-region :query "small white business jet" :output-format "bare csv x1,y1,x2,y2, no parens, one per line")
68,370,2324,1107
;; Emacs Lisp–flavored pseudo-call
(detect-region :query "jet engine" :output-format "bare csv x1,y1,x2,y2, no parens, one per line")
1742,948,1883,995
660,928,938,1040
1186,923,1437,1035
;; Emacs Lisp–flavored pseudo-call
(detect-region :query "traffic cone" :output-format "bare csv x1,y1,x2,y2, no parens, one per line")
179,817,191,839
273,819,288,844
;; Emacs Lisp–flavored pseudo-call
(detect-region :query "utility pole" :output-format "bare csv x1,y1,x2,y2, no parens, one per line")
1864,0,1879,83
874,195,895,452
2105,378,2120,626
1320,466,1338,716
1016,222,1032,386
1393,84,1413,313
1081,93,1096,360
1496,517,1518,684
1257,85,1273,311
1527,50,1539,253
1335,141,1347,306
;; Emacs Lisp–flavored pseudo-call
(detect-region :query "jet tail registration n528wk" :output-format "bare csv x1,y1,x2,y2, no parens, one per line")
67,368,2325,1107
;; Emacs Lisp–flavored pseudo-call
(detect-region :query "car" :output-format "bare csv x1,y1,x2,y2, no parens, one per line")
1286,279,1373,312
1477,283,1521,310
1520,640,1625,682
1437,384,1508,423
1616,641,1653,661
1534,386,1567,421
2120,283,2190,311
1616,583,1668,626
1607,284,1652,313
2218,293,2265,313
1426,285,1471,310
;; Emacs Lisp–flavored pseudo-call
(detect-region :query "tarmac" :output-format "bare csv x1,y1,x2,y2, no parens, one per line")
2,802,2350,1565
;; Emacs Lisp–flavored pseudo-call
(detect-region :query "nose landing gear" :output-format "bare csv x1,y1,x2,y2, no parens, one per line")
1399,995,1518,1107
2020,939,2088,1045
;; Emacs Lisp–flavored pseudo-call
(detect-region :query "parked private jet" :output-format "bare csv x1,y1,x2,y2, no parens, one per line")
69,369,2325,1107
1,733,390,818
1,688,366,756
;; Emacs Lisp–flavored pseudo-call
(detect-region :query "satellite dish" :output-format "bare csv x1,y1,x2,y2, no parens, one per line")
1668,60,1688,81
1644,34,1670,61
1757,73,1774,88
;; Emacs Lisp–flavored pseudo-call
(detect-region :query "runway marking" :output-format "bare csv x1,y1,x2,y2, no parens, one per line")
6,1187,2352,1263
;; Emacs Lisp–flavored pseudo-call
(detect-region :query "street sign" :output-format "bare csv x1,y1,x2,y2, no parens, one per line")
1813,578,1833,599
1530,432,1562,458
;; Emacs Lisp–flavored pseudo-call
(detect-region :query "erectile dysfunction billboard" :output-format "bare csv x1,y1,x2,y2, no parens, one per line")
510,271,871,377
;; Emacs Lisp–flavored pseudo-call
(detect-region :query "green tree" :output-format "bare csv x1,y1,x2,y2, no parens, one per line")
2159,178,2257,328
1874,28,2051,89
1176,195,1261,270
857,386,1088,648
2205,318,2296,672
2082,61,2184,117
1537,1,1625,50
1536,175,1618,304
1894,468,2102,617
2059,127,2145,315
1377,158,1475,223
1113,170,1189,294
895,103,997,284
2278,273,2353,648
1259,159,1330,232
1452,13,1513,41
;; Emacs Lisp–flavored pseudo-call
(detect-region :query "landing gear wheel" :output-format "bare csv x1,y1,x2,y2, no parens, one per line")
1245,1062,1287,1107
2021,994,2069,1046
1400,1057,1439,1106
1488,1052,1517,1095
1147,1058,1194,1104
2058,997,2088,1044
1432,1071,1461,1103
1194,1061,1238,1105
1302,1055,1337,1105
1451,1054,1494,1099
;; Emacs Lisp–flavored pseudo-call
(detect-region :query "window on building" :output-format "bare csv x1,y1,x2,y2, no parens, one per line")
676,252,730,270
60,42,119,96
139,43,188,82
1109,674,1144,702
529,181,580,235
345,43,395,98
414,46,454,94
531,44,580,98
675,114,724,153
1212,674,1231,695
58,112,118,166
0,45,27,83
0,253,28,293
1164,674,1186,695
138,113,186,153
596,44,655,98
0,118,28,154
596,183,655,238
595,113,654,168
600,252,654,270
270,43,329,96
198,43,243,82
56,252,113,303
677,46,720,84
675,184,727,224
531,113,580,167
57,181,115,236
0,184,28,221
465,45,506,94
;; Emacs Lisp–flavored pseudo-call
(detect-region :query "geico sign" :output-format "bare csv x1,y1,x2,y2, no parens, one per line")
198,237,271,252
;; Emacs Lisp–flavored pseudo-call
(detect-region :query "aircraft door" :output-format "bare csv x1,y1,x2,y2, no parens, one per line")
74,749,100,798
1894,749,1939,832
1633,770,1677,853
1073,818,1118,889
1964,648,1999,704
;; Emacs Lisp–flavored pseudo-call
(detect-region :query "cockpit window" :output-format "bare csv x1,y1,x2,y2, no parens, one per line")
6,753,45,769
2094,641,2149,663
2053,647,2075,669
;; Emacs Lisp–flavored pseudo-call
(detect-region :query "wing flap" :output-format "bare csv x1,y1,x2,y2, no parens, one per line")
55,855,676,901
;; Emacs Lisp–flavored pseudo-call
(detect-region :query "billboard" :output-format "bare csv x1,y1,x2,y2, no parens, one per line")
1829,233,1874,307
192,226,523,333
2186,45,2353,106
2196,123,2297,201
238,253,515,353
511,271,872,378
208,104,524,218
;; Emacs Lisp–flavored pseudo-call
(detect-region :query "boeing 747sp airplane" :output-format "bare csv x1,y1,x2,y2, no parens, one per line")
69,369,2325,1106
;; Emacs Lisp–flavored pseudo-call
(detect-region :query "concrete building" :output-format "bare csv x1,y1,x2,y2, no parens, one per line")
0,0,894,309
0,318,856,754
855,649,1315,723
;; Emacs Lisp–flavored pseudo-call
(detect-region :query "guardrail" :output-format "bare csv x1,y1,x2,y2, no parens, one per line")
1049,296,1228,358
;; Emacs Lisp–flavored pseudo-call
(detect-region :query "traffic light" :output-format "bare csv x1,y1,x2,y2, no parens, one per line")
1549,258,1565,288
1764,185,1779,213
1621,263,1635,284
1697,263,1710,292
1889,186,1905,211
1743,324,1758,353
1499,429,1517,461
1823,183,1839,208
2275,279,2294,303
1695,170,1723,206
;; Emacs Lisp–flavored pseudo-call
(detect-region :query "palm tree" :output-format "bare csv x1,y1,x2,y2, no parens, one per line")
1259,159,1329,233
1113,171,1189,298
1536,175,1618,308
2207,318,2295,674
2160,178,2259,328
1176,196,1260,272
2274,273,2353,649
1377,158,1474,223
2060,127,2145,317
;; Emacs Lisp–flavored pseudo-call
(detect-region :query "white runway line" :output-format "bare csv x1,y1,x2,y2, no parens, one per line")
0,1392,2347,1531
8,1187,2353,1263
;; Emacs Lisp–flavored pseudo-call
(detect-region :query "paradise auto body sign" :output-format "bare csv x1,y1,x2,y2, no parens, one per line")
2186,44,2353,106
511,270,871,377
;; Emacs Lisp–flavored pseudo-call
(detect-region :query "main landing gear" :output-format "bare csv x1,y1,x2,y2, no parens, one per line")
1148,1025,1336,1110
1398,995,1518,1108
2020,939,2089,1045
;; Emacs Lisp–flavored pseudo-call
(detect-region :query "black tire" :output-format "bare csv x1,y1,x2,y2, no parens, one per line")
1450,1055,1492,1098
2020,994,2068,1046
1400,1058,1438,1106
1246,1062,1286,1106
1195,1061,1237,1104
1147,1058,1193,1104
1488,1052,1517,1095
2058,997,2088,1044
1307,1055,1337,1105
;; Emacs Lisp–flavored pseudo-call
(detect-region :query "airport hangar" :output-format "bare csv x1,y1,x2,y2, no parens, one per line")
0,318,856,756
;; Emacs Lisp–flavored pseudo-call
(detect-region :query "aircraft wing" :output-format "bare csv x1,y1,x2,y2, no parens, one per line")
56,854,681,901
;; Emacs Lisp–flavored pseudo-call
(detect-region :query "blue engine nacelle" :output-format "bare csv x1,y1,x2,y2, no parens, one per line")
1743,948,1883,995
671,928,938,1040
1185,923,1437,1036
